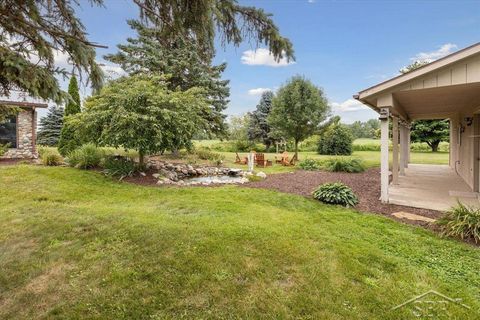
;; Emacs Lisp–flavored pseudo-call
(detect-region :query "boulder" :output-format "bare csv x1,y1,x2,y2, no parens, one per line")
256,171,267,179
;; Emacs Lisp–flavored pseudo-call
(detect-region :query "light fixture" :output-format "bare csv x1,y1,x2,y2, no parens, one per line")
465,117,473,126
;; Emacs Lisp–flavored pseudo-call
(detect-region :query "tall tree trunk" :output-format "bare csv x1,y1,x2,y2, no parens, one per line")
294,139,299,161
430,140,440,152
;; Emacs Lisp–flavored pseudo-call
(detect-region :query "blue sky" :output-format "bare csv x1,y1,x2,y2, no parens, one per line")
46,0,480,123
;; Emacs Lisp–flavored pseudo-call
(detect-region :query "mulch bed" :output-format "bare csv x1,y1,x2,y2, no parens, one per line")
244,168,444,228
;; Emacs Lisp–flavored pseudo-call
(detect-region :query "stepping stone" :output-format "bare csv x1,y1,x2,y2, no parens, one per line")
391,211,436,223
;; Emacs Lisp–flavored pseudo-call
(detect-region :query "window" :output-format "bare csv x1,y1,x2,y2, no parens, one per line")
0,116,17,148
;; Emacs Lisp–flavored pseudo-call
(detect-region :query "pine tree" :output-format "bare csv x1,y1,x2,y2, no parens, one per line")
36,106,64,146
105,21,230,136
248,91,275,149
58,76,82,156
65,75,81,116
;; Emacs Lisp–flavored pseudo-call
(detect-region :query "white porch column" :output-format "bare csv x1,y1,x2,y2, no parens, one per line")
407,125,411,165
380,108,390,203
392,117,399,184
399,124,406,175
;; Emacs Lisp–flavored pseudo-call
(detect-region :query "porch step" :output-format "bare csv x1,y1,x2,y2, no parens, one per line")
391,211,436,223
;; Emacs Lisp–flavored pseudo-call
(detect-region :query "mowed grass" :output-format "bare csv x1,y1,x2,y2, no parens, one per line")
1,166,479,319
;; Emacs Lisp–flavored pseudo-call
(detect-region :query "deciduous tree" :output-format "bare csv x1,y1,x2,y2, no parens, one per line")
411,120,449,152
268,76,330,160
73,75,210,166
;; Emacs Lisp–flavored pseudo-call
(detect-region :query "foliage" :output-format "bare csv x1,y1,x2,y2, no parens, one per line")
248,91,275,148
0,106,20,123
0,142,10,156
74,75,209,165
268,76,330,160
298,159,322,171
37,105,64,146
67,143,104,169
348,119,380,139
103,155,138,180
318,124,354,155
64,75,81,116
400,60,429,74
131,0,294,62
40,148,63,166
322,158,365,173
58,76,83,156
227,114,250,141
105,21,229,136
0,1,103,103
313,182,358,207
195,148,225,164
437,202,480,243
411,120,449,152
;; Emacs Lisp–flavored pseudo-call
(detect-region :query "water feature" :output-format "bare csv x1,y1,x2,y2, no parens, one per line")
184,175,247,185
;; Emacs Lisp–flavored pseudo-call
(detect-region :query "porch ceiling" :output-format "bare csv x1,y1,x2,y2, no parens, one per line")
393,82,480,120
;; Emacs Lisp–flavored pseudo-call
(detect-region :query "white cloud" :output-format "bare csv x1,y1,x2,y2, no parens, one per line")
410,43,458,63
98,62,127,79
241,48,295,67
308,0,316,3
331,99,368,112
248,87,272,96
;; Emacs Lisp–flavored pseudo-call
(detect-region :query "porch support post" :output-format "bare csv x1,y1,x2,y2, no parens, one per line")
392,117,399,184
407,124,411,164
380,108,390,203
399,123,406,175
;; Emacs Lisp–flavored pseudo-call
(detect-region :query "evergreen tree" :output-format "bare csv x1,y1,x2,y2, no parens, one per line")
105,21,230,136
65,75,81,116
248,91,275,149
58,76,82,156
37,106,64,146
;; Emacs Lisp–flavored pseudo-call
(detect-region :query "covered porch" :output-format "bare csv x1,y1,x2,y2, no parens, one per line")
356,42,480,211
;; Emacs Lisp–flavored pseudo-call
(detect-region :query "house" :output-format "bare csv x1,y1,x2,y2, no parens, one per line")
0,100,48,159
355,42,480,211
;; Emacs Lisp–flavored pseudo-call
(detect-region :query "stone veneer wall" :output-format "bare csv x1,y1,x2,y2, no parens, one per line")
1,109,37,159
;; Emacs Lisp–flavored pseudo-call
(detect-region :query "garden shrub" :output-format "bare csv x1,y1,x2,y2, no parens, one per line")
312,182,358,207
103,155,138,180
0,143,10,156
298,135,320,152
298,158,322,171
437,202,480,243
322,158,365,173
352,144,380,151
67,143,104,169
318,124,354,155
195,148,225,165
40,149,63,166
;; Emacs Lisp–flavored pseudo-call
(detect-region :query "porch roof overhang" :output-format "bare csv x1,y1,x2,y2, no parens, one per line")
354,42,480,121
0,100,48,109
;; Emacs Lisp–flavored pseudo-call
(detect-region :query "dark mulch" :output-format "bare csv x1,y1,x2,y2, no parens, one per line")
123,170,159,186
245,168,444,228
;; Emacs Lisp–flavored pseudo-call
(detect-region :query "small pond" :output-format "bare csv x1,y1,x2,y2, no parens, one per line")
185,175,246,185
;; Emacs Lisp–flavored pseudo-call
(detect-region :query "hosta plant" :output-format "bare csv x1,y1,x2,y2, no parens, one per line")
437,202,480,243
312,182,358,207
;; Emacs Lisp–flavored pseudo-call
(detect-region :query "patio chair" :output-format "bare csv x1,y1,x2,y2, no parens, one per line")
255,153,273,167
235,152,248,165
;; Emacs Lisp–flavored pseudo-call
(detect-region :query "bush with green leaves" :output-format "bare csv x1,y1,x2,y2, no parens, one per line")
103,155,138,180
0,143,10,156
298,158,321,171
437,202,480,243
318,124,354,155
323,158,365,173
67,143,104,169
312,182,358,207
40,148,63,166
195,148,225,165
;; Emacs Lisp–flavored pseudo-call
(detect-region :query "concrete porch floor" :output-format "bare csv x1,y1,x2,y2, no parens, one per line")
388,164,480,211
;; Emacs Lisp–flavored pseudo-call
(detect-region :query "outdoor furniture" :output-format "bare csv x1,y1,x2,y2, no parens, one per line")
235,152,248,165
275,151,291,166
255,153,272,167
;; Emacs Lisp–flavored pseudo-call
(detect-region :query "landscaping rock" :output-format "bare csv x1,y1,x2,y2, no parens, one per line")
256,172,267,179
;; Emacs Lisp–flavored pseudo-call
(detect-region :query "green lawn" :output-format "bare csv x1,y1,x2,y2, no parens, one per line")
1,165,479,319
